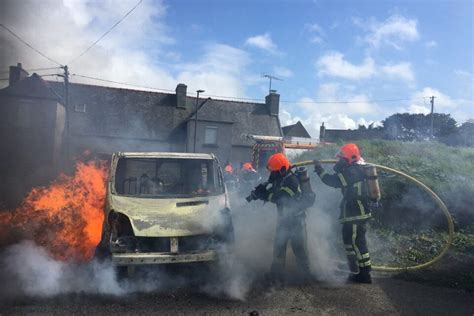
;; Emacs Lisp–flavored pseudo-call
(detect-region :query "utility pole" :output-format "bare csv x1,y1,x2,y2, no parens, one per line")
262,74,283,94
430,96,436,139
193,89,205,153
58,65,70,166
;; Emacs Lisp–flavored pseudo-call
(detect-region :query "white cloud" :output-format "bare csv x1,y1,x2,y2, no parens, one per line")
305,23,325,36
316,52,376,80
272,66,293,78
244,33,278,54
382,62,415,83
305,23,325,45
312,83,376,115
401,104,431,114
455,69,474,79
355,14,419,49
280,109,302,127
316,51,416,85
411,87,456,109
0,0,177,89
425,40,438,48
176,44,251,97
280,82,380,138
404,87,474,122
311,36,324,44
0,0,259,99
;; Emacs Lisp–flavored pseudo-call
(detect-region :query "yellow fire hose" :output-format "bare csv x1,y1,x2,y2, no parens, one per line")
294,159,455,272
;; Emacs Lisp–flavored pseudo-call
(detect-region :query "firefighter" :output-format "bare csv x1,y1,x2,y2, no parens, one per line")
241,162,257,178
313,143,372,283
250,153,311,285
224,162,235,181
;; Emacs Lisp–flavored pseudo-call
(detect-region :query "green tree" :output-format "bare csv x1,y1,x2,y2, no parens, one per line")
383,113,457,141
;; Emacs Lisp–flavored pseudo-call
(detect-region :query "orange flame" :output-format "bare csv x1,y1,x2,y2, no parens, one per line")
0,160,108,262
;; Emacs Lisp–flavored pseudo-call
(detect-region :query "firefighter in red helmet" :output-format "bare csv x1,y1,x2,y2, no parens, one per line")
248,153,313,286
314,143,372,283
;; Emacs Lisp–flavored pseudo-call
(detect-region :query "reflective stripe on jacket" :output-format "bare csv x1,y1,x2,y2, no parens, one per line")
266,172,304,218
317,164,371,223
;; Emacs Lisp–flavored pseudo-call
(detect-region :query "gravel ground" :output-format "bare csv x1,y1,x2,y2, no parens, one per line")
2,276,473,315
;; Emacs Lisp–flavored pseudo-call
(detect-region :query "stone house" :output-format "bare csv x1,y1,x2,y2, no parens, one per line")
0,63,282,205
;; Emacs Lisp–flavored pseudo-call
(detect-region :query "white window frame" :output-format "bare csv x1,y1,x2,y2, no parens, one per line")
204,126,218,145
74,103,87,113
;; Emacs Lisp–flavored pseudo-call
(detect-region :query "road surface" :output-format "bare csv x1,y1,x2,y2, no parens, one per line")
2,276,473,315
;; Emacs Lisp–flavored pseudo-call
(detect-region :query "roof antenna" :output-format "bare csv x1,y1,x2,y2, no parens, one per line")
262,74,283,94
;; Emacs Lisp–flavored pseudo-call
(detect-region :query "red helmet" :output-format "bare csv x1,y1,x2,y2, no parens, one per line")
242,162,254,171
224,164,233,173
336,143,361,164
267,153,290,172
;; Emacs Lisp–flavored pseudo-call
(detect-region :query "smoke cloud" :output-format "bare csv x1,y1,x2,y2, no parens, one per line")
0,176,351,301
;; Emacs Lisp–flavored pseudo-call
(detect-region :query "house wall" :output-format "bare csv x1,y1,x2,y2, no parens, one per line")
64,85,188,160
186,120,234,164
68,134,173,157
230,145,253,165
0,95,64,206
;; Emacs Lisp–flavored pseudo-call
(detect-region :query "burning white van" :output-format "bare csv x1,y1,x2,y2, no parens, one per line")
95,152,234,275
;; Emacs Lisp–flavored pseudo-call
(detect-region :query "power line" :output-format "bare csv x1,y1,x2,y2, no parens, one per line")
72,74,265,100
37,73,62,78
201,93,262,102
70,73,429,105
0,24,62,66
67,0,143,65
281,97,425,105
71,73,176,93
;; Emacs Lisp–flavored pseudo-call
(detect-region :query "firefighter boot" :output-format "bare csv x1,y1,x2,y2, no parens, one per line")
348,267,372,284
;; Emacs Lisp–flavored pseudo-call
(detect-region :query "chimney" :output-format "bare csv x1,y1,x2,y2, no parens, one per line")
9,63,29,85
320,122,326,142
265,90,280,116
175,83,187,108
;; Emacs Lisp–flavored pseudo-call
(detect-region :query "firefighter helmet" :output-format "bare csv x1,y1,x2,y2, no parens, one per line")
267,153,290,172
224,164,233,173
336,143,361,164
242,162,254,171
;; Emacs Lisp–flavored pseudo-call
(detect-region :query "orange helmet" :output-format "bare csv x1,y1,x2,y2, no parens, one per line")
336,143,361,164
224,164,233,173
267,153,290,172
242,162,254,171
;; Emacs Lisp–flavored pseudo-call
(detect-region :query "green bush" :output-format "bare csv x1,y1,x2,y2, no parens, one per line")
296,140,474,229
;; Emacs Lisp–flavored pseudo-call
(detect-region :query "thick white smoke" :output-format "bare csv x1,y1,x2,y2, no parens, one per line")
1,241,124,297
0,170,351,301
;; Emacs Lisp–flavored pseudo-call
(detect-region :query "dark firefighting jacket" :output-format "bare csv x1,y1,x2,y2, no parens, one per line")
315,163,371,223
264,172,304,219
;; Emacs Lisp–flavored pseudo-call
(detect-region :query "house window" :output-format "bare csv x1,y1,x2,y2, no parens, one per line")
204,126,217,145
74,104,87,113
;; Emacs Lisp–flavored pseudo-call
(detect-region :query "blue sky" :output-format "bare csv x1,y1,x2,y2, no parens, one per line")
1,0,472,136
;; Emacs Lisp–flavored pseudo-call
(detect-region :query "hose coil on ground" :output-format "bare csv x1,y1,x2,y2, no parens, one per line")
294,159,455,272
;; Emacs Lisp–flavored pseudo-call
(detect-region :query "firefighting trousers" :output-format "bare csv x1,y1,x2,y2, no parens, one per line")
342,221,371,273
270,216,310,278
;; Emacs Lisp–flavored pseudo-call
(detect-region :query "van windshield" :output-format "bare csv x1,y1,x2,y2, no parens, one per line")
114,157,223,197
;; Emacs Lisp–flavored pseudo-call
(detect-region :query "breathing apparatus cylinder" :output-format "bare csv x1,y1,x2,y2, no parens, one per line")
364,165,381,202
295,167,316,208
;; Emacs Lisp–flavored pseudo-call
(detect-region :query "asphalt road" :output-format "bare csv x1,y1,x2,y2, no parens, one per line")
2,276,473,315
2,194,473,315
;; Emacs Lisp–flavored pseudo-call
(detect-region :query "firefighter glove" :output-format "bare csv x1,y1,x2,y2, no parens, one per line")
313,159,324,174
253,183,268,200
